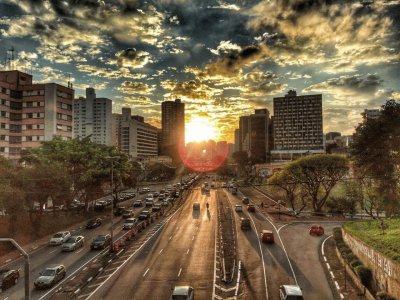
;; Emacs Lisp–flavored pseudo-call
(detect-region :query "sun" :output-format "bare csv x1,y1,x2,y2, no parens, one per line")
185,117,217,143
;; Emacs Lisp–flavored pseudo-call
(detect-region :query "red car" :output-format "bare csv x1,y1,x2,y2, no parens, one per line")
260,230,274,243
247,204,255,212
309,224,324,236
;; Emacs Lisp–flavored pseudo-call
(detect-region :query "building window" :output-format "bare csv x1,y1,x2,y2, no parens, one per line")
1,111,6,117
26,113,33,118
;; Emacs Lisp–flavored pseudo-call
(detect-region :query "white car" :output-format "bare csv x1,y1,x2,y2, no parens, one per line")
162,199,169,206
61,236,84,251
279,285,304,300
235,205,243,212
49,231,71,246
170,286,194,300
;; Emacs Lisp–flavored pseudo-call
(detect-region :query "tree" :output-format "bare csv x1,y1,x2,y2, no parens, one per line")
326,182,360,216
288,154,349,212
268,169,307,214
232,151,250,177
351,99,400,212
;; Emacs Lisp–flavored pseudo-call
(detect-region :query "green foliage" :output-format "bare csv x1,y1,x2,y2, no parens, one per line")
354,265,372,288
333,227,343,242
344,219,400,261
350,259,362,269
376,291,396,300
286,154,349,212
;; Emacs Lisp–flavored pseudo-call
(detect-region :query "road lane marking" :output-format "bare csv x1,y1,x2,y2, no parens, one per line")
70,276,76,281
169,235,173,240
212,224,217,300
76,249,83,254
159,248,163,254
192,235,195,241
83,267,88,271
143,268,150,277
186,249,190,255
178,268,182,277
49,249,57,254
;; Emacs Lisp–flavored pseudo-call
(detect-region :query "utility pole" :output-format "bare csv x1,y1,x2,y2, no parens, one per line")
105,156,119,248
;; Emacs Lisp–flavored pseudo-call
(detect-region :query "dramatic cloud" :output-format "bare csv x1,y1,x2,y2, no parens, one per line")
112,48,153,69
117,81,156,95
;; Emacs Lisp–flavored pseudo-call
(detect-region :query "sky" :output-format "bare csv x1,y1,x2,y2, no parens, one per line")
0,0,399,143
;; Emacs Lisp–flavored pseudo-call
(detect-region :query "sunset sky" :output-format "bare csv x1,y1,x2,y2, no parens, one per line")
0,0,399,143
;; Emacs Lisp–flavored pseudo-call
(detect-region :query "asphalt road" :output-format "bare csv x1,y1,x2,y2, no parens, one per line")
0,180,186,300
90,187,216,299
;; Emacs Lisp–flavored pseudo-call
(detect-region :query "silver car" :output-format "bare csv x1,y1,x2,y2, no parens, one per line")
49,231,71,246
170,286,194,300
61,236,84,252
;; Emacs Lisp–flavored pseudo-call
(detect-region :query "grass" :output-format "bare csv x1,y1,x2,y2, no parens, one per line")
343,219,400,261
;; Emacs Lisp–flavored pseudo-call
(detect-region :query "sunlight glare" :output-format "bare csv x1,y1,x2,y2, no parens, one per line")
185,117,217,143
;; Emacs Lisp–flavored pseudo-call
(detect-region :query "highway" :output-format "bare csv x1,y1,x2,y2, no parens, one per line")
89,187,216,299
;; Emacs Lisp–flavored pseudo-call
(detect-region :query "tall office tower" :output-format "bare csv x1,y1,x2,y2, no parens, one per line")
73,88,112,146
237,109,272,163
161,98,185,161
272,90,324,160
0,70,74,159
363,109,381,120
112,113,122,148
234,128,240,152
112,107,158,159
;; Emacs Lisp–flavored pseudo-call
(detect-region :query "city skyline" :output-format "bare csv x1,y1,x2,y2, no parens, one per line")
0,0,399,143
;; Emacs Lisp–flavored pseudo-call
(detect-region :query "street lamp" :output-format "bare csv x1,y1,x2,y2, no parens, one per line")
105,156,119,248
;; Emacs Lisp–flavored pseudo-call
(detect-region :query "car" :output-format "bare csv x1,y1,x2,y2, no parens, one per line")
0,269,19,292
170,285,194,300
62,236,84,252
242,197,249,204
153,203,162,212
279,285,304,300
232,187,238,195
133,200,143,207
309,224,324,236
145,199,154,207
240,218,251,230
193,202,200,211
153,192,159,197
91,234,111,250
260,230,274,243
123,218,137,230
86,218,102,229
235,205,243,212
34,265,66,289
122,209,134,218
114,206,125,216
147,193,153,199
49,231,71,246
159,194,165,200
138,210,150,220
162,199,169,206
247,204,256,212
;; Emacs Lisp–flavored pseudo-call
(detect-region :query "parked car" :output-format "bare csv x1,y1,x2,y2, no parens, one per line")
122,209,134,219
235,205,243,212
170,285,194,300
86,218,102,229
49,231,71,246
247,204,256,212
90,234,111,250
240,218,251,230
260,230,274,243
193,202,200,211
34,265,66,289
123,218,137,230
62,236,84,252
153,203,162,212
279,285,304,300
242,197,249,204
138,210,150,220
133,200,143,207
0,269,19,292
309,224,324,236
114,206,125,216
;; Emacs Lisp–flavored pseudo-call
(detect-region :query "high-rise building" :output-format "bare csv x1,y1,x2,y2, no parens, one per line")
236,109,272,162
272,90,324,160
73,88,112,146
112,107,158,159
161,98,185,161
0,70,74,159
234,128,240,152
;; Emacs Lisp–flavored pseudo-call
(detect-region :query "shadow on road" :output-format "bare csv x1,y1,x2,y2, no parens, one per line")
192,210,200,219
207,209,211,220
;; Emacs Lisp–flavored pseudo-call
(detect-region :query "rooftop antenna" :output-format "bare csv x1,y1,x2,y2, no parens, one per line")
10,46,15,70
67,73,71,88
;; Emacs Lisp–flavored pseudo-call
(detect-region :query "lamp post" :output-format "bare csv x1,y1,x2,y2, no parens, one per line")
105,156,119,248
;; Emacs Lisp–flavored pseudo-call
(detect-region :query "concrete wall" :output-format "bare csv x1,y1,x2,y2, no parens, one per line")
343,230,400,299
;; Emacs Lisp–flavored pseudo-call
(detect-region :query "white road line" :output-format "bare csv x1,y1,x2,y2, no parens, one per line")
186,249,190,255
49,249,57,254
70,276,76,281
76,249,83,254
277,223,290,233
159,248,163,255
178,268,182,277
169,235,173,240
192,235,195,241
83,267,88,271
143,268,150,277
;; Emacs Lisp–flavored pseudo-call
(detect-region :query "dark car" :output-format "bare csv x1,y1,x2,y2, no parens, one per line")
138,210,150,220
133,200,142,207
240,218,251,230
242,197,250,204
90,234,111,250
152,204,162,212
114,206,125,216
34,265,66,289
247,204,256,212
86,218,102,229
0,269,19,292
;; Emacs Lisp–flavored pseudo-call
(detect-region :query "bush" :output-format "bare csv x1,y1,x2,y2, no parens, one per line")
376,291,396,300
346,253,357,263
355,265,372,288
350,259,362,269
333,227,342,242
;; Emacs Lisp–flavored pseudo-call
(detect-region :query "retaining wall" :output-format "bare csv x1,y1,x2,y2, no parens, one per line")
342,229,400,299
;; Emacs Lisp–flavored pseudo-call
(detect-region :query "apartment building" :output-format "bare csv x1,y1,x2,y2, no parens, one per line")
0,70,74,159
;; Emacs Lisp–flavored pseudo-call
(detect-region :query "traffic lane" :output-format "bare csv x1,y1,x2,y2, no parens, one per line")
0,216,125,300
279,223,336,300
96,189,211,299
226,191,267,300
176,191,216,299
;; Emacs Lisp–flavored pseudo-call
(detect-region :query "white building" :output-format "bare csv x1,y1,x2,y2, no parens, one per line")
73,88,112,146
113,107,158,159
